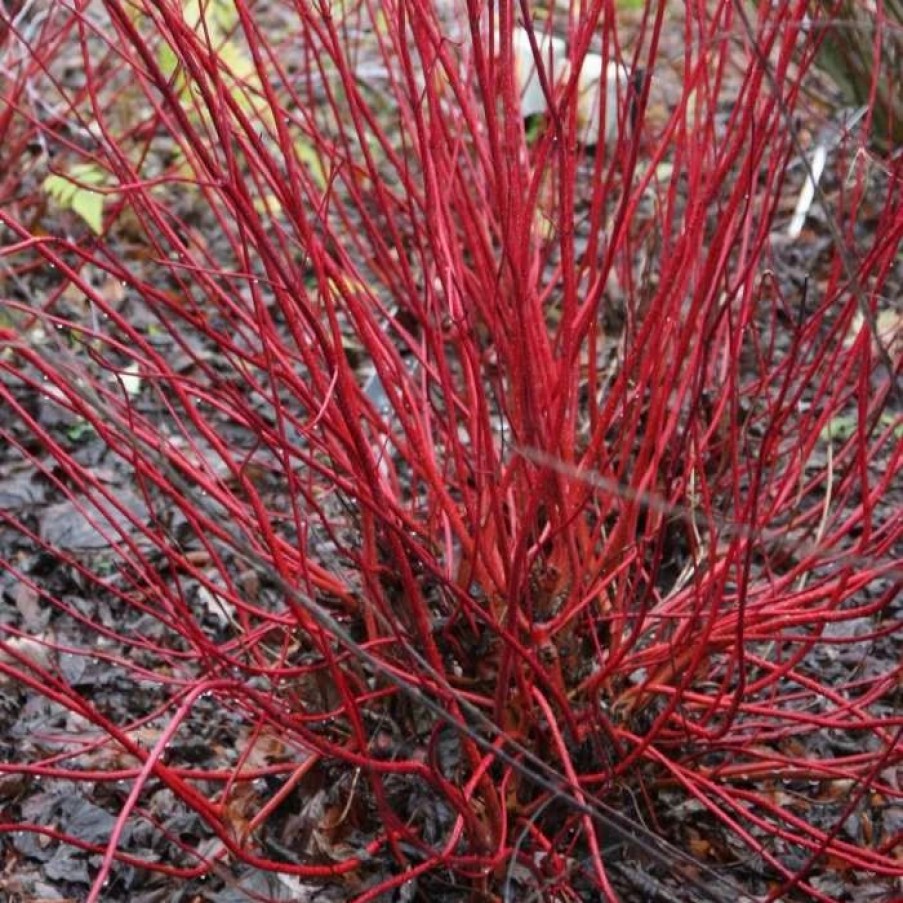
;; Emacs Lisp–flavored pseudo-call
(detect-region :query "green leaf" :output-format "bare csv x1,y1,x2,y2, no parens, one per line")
879,411,903,439
42,162,108,234
67,419,95,443
294,137,328,190
69,190,105,235
821,413,857,443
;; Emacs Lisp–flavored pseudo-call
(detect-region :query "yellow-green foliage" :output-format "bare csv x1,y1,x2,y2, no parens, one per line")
41,0,325,233
153,0,326,189
42,162,108,234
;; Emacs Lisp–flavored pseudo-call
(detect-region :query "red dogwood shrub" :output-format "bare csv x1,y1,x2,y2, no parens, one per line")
0,0,900,900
